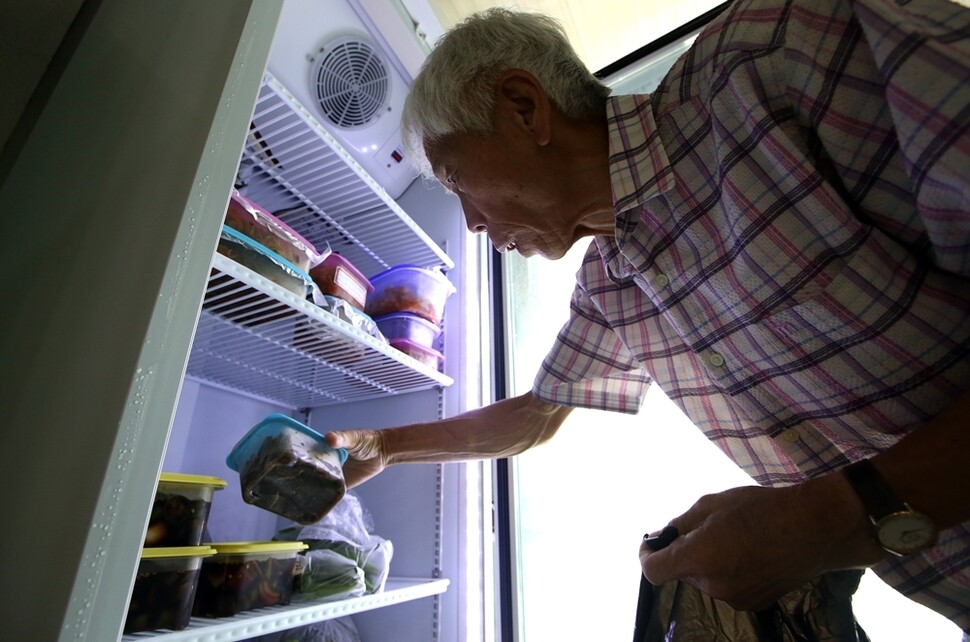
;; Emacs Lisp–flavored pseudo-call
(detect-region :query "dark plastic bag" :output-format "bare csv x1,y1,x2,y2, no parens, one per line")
634,570,870,642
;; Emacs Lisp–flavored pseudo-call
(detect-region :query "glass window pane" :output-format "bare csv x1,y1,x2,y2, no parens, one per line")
503,244,963,642
503,244,754,641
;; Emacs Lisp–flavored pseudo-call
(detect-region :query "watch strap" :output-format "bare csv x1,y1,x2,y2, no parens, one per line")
842,458,907,522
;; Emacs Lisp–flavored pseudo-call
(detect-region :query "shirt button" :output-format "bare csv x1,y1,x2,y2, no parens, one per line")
780,429,801,443
708,352,725,368
653,273,670,289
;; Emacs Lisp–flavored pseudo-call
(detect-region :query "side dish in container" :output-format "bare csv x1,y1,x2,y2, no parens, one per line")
227,414,349,524
192,541,308,617
144,473,227,548
124,546,214,633
366,265,455,324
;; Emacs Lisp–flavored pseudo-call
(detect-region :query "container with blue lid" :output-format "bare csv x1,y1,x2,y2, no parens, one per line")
227,414,349,524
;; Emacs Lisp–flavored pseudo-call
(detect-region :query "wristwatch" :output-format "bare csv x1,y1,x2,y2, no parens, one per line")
842,458,938,556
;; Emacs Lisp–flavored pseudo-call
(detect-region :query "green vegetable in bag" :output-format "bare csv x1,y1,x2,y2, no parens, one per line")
293,548,365,601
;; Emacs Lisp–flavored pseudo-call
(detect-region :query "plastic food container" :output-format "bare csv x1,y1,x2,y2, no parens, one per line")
216,226,315,298
124,546,215,633
145,473,227,548
192,541,308,617
390,337,443,370
375,312,441,348
366,265,456,324
226,414,349,524
309,253,373,311
225,190,328,273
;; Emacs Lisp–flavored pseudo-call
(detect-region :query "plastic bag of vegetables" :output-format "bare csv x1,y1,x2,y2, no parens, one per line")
276,492,393,601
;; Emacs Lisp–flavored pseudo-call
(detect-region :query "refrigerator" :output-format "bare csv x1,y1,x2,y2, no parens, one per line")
0,1,492,641
0,0,717,639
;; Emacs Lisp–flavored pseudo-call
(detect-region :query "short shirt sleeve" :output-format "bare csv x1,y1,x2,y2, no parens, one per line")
532,244,651,414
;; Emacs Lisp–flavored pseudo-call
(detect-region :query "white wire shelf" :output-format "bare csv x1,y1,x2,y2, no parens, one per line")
121,577,449,642
237,72,453,278
186,254,453,409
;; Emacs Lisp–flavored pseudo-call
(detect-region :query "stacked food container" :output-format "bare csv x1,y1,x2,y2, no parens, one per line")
366,265,456,370
126,469,314,633
125,474,225,633
218,189,457,374
192,541,309,618
219,190,330,298
307,254,457,371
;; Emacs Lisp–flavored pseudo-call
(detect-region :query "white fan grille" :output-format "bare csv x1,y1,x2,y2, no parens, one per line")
312,38,389,129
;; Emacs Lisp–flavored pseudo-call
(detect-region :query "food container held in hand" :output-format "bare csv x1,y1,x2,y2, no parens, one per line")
309,253,373,311
192,541,308,617
226,414,349,524
145,473,227,547
124,546,215,633
366,265,456,325
375,312,441,348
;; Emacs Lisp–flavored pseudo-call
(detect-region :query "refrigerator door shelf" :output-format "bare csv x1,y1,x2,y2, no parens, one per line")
186,252,452,409
237,73,453,278
120,577,449,642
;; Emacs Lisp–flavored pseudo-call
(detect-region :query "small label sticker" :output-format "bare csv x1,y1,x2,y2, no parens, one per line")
334,266,367,307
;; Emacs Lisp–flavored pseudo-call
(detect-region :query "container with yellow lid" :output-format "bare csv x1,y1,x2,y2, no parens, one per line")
144,472,228,548
193,541,309,617
125,545,215,634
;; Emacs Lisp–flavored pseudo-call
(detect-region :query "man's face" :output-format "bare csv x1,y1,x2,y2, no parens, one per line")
425,122,587,261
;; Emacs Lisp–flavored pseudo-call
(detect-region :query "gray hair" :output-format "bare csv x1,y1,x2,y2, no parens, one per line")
401,7,611,178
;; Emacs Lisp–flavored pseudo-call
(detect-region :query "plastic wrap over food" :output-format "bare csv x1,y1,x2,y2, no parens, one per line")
310,292,387,342
225,190,330,272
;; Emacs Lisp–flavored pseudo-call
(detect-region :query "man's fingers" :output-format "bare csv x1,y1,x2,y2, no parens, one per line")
641,532,691,584
326,429,382,460
643,525,680,551
324,431,347,449
325,429,365,453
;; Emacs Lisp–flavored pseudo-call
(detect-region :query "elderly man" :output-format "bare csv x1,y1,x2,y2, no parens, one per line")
327,0,970,630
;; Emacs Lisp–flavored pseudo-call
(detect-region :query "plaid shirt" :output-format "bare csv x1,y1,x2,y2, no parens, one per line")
533,0,970,628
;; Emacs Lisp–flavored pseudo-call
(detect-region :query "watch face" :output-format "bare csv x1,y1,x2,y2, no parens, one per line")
877,511,938,555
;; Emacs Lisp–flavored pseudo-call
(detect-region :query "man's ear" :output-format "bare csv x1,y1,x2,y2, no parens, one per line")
496,69,551,146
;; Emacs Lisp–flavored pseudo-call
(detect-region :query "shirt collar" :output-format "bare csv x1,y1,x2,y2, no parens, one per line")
602,95,676,279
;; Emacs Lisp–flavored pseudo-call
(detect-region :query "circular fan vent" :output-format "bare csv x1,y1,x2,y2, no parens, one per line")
311,37,390,129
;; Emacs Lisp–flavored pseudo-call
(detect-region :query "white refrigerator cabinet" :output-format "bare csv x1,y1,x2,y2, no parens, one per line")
0,1,486,641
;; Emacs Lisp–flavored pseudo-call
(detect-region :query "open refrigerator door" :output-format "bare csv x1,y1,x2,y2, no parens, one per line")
0,1,491,641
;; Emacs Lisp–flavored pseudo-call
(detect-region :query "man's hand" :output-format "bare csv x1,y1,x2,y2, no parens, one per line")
326,429,388,488
640,477,886,610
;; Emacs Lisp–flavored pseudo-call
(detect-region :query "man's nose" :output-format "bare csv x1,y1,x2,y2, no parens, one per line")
461,202,487,234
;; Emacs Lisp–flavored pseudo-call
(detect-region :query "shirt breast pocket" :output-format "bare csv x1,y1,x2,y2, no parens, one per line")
737,226,970,434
